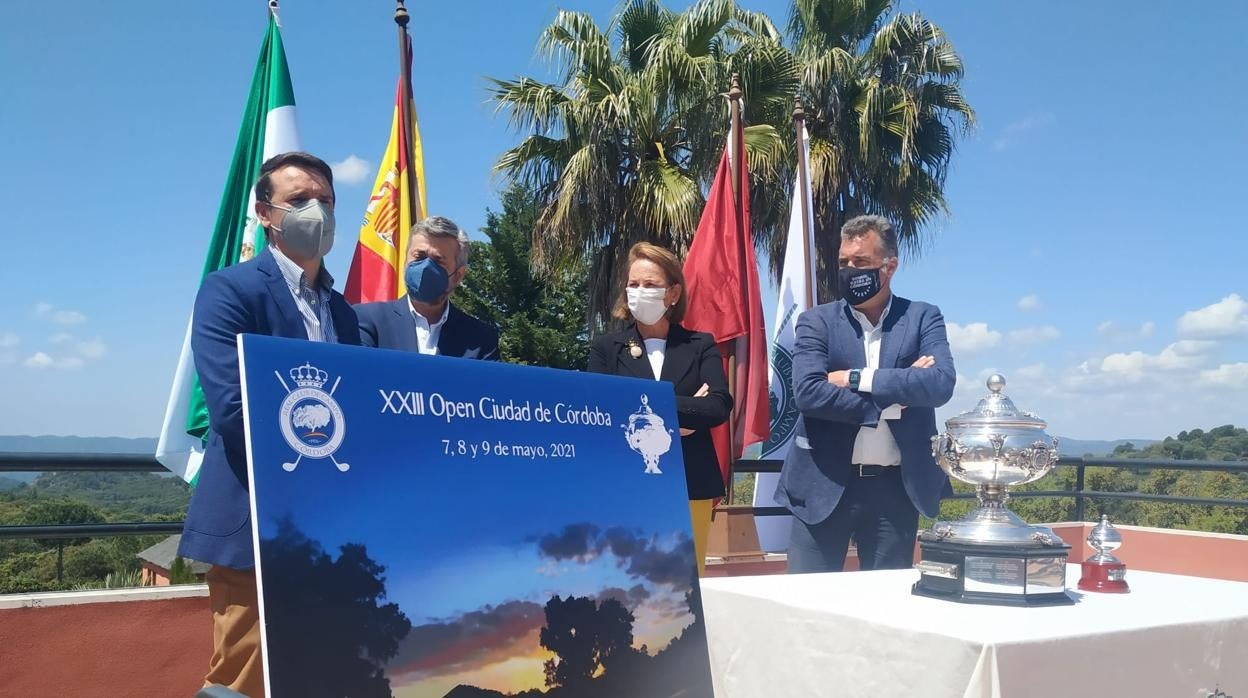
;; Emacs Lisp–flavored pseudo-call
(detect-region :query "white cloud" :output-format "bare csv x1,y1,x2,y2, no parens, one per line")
1008,326,1060,346
947,322,1001,355
52,310,87,325
993,113,1055,152
331,155,372,185
1097,320,1155,340
1177,293,1248,339
24,352,54,368
1198,362,1248,390
76,337,107,359
32,302,87,325
0,332,17,348
1099,340,1216,377
1017,295,1042,312
49,332,74,344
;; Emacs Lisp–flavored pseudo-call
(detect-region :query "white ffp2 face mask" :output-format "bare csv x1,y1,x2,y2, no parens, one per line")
627,287,669,326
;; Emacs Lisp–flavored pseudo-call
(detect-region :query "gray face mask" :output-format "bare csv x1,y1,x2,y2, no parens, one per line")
270,200,335,259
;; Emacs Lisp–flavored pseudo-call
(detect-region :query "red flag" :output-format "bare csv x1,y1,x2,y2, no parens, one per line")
682,104,770,489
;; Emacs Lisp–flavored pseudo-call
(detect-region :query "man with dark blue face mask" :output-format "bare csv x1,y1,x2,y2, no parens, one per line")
178,151,362,696
774,215,956,574
355,216,500,360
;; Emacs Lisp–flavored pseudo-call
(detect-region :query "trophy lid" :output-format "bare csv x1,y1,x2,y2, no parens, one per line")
945,374,1049,431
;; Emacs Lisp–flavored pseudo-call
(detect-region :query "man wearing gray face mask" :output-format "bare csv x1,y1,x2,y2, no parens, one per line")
178,151,362,698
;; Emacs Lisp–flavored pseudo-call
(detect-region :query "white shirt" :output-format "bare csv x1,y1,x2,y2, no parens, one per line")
849,298,903,466
409,299,450,356
643,338,666,380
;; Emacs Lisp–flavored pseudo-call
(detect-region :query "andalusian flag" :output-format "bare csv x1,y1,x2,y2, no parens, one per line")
155,9,301,483
344,37,427,302
752,124,816,552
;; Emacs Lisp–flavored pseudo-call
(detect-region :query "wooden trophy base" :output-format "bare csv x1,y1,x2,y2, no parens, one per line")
1078,560,1129,593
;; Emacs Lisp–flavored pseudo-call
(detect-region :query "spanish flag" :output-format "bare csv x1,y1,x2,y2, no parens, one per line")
344,37,426,303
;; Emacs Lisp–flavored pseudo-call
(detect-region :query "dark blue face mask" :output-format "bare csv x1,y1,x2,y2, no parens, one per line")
405,258,451,303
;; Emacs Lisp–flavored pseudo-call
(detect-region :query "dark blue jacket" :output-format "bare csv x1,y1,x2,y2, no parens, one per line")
355,298,499,360
774,296,956,522
178,248,360,569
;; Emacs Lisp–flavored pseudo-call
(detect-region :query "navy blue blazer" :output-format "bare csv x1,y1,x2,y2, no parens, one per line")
355,298,500,360
774,296,956,523
178,248,361,569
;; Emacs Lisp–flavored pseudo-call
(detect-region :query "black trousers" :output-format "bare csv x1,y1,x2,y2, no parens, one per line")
787,467,919,574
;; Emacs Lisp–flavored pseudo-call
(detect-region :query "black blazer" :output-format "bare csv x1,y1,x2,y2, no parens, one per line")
355,298,500,360
588,323,732,500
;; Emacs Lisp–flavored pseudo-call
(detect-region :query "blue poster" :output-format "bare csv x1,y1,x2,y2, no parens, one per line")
238,335,714,698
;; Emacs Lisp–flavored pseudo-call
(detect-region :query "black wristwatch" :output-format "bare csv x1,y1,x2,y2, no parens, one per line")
848,368,862,391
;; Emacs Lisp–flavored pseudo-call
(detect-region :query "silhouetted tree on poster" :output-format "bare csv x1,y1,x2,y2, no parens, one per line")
540,596,635,690
261,518,411,698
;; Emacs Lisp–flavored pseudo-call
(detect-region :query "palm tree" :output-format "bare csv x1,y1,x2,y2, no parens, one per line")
489,0,796,331
779,0,976,300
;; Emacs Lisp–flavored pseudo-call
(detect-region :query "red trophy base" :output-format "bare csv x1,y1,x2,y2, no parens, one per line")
1078,560,1129,593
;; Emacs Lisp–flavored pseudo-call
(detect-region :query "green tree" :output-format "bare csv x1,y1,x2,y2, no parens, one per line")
453,187,591,369
769,0,974,298
20,498,107,543
490,0,795,328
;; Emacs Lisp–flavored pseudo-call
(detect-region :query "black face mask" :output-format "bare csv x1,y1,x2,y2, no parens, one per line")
838,266,883,305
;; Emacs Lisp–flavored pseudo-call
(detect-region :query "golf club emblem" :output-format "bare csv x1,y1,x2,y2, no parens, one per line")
275,362,349,472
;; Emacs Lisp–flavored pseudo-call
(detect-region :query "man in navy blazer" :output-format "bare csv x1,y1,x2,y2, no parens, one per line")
775,215,955,574
178,152,361,696
355,215,499,360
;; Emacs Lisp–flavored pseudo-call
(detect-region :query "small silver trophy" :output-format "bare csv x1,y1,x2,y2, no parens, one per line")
1078,514,1129,592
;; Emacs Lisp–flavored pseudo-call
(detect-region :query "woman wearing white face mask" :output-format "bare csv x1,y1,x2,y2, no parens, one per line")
588,243,733,576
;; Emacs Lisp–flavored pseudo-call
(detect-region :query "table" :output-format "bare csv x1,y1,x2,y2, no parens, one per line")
701,565,1248,697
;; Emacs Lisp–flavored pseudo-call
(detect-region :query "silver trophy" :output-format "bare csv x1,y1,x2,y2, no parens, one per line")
1078,514,1129,592
913,375,1073,605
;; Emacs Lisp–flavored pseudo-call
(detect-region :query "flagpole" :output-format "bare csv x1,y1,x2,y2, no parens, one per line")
722,74,745,503
394,0,419,221
792,98,816,309
726,74,743,203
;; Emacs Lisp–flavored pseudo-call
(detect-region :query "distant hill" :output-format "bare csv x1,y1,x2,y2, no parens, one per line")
0,435,161,484
0,434,158,454
1055,437,1158,457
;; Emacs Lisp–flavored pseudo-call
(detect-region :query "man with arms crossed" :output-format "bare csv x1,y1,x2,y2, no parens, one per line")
775,215,956,573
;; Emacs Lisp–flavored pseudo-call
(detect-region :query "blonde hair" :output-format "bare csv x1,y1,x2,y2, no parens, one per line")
612,242,688,324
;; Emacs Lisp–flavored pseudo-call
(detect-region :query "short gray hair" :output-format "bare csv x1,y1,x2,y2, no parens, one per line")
840,215,898,259
410,216,471,267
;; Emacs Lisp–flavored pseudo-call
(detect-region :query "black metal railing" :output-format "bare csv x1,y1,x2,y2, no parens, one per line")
730,456,1248,522
0,452,184,541
3,452,1247,544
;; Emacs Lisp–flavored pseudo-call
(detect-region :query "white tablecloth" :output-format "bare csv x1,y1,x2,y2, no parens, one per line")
701,565,1248,698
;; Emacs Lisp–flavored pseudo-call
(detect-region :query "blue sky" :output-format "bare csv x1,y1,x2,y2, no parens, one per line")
1,0,1245,441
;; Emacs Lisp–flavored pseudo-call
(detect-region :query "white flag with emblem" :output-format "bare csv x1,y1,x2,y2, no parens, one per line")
753,125,815,552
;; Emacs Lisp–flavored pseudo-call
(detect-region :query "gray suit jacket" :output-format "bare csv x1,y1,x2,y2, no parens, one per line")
774,296,956,522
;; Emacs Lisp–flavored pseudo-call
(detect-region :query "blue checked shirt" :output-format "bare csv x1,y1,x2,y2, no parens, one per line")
269,246,338,343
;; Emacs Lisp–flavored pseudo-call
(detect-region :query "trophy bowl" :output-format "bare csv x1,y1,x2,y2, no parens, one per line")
912,374,1073,606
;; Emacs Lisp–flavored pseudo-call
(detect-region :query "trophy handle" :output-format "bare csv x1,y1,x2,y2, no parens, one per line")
1031,530,1059,546
932,434,968,476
